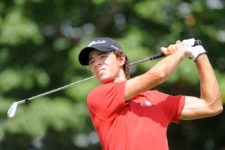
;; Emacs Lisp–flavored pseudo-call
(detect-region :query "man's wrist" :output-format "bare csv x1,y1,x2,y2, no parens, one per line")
194,53,207,62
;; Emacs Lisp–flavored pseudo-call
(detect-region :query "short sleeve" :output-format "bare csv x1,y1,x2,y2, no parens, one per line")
164,94,185,123
160,93,185,123
146,90,185,123
87,81,126,121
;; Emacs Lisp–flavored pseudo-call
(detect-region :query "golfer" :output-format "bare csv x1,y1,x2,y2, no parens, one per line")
78,37,223,150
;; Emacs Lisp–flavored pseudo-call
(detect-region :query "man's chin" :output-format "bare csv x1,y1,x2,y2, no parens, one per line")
98,77,113,84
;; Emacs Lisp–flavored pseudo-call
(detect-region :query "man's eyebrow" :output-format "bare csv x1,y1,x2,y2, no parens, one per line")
88,52,106,63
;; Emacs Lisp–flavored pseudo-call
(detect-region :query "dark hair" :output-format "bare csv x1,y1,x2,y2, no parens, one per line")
113,51,130,79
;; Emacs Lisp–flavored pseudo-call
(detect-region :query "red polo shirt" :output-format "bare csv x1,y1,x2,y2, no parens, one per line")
87,81,185,150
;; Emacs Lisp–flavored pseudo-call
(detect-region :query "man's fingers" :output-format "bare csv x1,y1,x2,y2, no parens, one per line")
160,47,168,55
176,40,181,43
161,47,175,55
161,42,185,56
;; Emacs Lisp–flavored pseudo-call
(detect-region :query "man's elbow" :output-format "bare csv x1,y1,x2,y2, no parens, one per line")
146,71,168,86
209,102,223,116
215,105,223,115
154,71,169,84
214,96,223,115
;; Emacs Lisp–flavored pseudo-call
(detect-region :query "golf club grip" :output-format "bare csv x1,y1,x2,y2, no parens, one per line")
135,39,202,65
150,39,201,59
149,53,164,60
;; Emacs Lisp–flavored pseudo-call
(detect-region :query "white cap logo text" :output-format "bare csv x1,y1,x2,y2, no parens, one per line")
88,40,106,47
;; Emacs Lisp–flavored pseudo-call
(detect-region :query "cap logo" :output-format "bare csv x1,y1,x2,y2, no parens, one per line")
110,45,120,51
88,40,106,47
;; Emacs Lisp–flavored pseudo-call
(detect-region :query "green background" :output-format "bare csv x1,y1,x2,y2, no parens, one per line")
0,0,224,149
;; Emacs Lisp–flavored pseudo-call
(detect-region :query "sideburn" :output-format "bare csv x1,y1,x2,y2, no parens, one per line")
113,51,130,79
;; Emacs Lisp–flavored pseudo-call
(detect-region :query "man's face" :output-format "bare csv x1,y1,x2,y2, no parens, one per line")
88,50,124,84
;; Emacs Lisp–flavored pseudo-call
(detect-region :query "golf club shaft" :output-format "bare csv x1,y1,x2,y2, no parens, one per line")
129,53,164,66
15,53,165,104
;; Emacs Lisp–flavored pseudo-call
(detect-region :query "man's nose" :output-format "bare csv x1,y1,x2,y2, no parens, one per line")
93,59,102,69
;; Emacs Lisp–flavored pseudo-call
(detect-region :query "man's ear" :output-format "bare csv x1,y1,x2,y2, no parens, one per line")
118,54,126,66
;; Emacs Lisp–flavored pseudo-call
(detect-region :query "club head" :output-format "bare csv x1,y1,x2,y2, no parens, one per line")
7,102,19,118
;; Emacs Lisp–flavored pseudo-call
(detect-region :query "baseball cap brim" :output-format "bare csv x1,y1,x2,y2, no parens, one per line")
78,46,114,66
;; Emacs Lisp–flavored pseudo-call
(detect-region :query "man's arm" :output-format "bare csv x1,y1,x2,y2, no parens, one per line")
125,42,186,101
180,54,223,120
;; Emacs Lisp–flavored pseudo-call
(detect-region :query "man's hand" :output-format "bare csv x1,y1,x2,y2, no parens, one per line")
161,38,207,61
160,41,186,56
182,38,207,61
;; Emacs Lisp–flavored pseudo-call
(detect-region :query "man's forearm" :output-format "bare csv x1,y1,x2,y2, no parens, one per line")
125,46,186,101
195,54,223,113
149,50,185,84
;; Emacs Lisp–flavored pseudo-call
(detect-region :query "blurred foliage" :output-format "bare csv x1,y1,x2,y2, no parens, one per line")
0,0,225,149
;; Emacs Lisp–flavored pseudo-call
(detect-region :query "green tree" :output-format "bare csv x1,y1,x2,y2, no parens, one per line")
0,0,224,149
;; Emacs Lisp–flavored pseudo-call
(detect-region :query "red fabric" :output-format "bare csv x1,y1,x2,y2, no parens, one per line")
87,81,185,150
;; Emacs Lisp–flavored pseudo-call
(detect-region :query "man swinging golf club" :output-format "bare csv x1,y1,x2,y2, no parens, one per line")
78,37,223,150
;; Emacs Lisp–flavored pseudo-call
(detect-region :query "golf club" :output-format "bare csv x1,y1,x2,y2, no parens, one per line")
7,39,202,118
7,53,164,118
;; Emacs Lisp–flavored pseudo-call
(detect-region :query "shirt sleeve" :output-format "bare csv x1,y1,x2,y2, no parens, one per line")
87,81,126,121
164,94,185,123
150,91,185,123
164,92,185,123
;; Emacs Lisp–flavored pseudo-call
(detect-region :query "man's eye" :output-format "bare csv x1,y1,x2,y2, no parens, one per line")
100,55,107,58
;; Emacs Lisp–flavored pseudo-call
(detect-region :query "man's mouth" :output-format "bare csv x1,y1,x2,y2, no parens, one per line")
96,68,105,75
